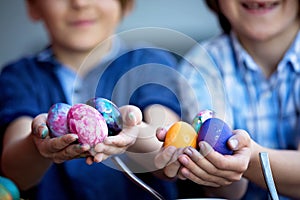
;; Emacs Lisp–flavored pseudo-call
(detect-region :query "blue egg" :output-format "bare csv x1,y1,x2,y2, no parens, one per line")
198,118,233,155
86,97,123,136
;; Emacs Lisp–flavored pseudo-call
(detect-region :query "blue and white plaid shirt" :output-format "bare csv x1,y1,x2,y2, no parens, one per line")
179,31,300,200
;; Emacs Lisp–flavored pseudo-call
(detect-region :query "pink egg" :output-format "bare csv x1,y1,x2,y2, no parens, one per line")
67,104,108,146
47,103,71,137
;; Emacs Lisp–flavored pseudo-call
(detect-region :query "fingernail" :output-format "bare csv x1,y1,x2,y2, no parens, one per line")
166,146,176,155
229,138,238,150
128,112,136,124
67,135,78,143
184,147,193,156
180,156,189,165
41,126,48,139
199,142,212,157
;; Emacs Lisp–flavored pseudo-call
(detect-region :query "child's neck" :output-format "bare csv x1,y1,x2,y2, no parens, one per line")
53,40,112,77
238,23,299,78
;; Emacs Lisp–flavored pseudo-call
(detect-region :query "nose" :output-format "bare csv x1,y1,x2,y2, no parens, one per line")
70,0,90,9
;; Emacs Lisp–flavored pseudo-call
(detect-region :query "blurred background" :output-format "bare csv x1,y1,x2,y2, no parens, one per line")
0,0,221,69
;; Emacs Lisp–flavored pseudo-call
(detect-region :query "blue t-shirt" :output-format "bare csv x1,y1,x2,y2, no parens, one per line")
0,42,181,200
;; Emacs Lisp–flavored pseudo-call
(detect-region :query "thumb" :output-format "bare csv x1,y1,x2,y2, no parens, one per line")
228,129,251,151
119,105,143,127
31,113,49,139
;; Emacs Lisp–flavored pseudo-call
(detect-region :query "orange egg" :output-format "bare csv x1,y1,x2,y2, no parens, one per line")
164,121,197,148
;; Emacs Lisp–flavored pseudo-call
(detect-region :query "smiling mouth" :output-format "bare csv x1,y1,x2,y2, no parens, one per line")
241,1,280,9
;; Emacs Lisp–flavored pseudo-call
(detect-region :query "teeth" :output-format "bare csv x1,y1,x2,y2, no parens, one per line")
246,2,260,9
243,1,277,9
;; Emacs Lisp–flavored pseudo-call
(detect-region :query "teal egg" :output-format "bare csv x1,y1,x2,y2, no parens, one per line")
192,109,215,134
0,176,20,200
86,97,123,136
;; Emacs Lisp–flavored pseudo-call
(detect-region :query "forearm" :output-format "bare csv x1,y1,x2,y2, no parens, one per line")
1,117,52,190
126,104,179,171
128,104,179,153
244,140,300,198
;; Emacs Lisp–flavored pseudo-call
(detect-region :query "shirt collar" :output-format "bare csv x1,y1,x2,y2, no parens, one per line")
35,36,123,69
279,30,300,73
36,46,56,63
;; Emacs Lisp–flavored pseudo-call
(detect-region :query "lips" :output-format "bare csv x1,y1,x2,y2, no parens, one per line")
71,19,95,26
241,1,280,10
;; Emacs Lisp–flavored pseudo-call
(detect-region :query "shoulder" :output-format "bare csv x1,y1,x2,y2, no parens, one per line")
183,34,237,76
200,34,234,63
0,56,36,79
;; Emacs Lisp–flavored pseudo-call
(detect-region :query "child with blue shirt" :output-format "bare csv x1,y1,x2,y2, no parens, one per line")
0,0,181,199
155,0,300,199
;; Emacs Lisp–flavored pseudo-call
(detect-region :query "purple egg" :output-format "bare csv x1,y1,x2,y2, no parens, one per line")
86,97,123,136
46,103,71,137
67,104,108,146
198,118,233,155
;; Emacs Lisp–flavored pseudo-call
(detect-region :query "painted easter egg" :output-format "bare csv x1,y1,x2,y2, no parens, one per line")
47,103,71,137
198,118,233,155
164,121,197,148
0,176,20,200
192,109,215,134
67,103,108,146
86,97,122,136
0,185,12,200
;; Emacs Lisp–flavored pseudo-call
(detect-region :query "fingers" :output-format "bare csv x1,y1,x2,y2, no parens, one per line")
102,129,138,147
179,164,222,187
156,127,167,141
154,146,186,178
200,141,248,175
179,141,249,185
178,147,235,186
228,129,251,150
33,133,91,163
31,113,49,139
51,143,90,163
163,148,185,178
47,134,79,153
119,105,142,127
93,141,126,156
93,153,111,163
92,131,138,163
154,146,177,169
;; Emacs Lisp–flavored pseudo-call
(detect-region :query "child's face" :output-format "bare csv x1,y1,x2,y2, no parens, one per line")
27,0,125,53
219,0,299,41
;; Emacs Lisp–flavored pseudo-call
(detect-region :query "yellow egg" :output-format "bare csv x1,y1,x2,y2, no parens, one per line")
164,121,197,148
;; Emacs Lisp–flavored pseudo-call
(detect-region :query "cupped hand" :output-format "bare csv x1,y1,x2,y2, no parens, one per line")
154,127,186,178
89,105,143,164
31,113,91,164
177,129,251,187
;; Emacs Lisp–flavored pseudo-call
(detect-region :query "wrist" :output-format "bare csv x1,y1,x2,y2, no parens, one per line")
244,140,262,179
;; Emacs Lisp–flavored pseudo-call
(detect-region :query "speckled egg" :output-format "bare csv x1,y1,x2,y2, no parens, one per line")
198,118,233,155
164,121,197,148
86,97,122,136
192,109,215,134
67,103,108,146
47,103,71,137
